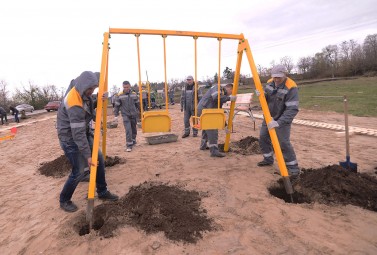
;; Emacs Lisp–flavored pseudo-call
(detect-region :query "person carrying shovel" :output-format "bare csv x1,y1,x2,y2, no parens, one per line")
256,65,300,180
57,71,119,213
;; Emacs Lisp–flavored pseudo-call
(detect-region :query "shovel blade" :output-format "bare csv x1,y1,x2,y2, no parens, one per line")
339,161,358,173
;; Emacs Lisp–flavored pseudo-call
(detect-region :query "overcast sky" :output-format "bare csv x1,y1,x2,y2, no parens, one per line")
1,0,376,94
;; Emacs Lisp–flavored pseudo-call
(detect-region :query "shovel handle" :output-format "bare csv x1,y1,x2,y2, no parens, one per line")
344,95,350,157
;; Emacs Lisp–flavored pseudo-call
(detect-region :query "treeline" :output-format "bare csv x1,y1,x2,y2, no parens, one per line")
1,34,376,111
0,81,61,111
258,33,377,80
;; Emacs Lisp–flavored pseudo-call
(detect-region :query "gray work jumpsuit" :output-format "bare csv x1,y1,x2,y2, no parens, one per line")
259,77,300,175
180,83,201,136
197,86,229,155
114,91,139,149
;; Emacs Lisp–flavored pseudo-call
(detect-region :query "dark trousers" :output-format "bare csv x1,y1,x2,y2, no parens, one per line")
123,115,137,148
1,114,8,124
59,135,107,203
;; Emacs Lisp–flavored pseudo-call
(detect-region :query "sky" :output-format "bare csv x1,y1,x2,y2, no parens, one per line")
0,0,376,95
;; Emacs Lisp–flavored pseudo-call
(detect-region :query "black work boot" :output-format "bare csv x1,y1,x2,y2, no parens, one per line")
200,139,209,150
210,147,225,157
182,133,190,138
98,191,119,201
60,201,78,213
257,159,273,167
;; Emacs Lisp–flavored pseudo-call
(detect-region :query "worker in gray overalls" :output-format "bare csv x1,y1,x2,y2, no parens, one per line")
180,75,202,138
198,83,236,157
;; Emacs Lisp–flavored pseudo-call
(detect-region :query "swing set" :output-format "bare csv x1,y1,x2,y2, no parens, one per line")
86,28,295,229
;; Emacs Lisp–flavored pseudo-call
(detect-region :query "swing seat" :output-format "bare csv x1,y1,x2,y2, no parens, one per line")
192,109,226,130
142,110,171,133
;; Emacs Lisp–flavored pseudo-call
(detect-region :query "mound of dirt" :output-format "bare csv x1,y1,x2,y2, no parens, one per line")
219,136,261,155
39,155,124,178
75,182,215,243
269,165,377,211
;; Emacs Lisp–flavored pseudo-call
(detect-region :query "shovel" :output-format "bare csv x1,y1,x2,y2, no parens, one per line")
339,95,357,172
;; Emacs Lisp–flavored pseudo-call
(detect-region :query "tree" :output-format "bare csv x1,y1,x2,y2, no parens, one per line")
363,34,377,70
213,72,218,83
297,57,312,78
323,45,339,78
0,80,10,107
223,67,234,80
280,56,294,74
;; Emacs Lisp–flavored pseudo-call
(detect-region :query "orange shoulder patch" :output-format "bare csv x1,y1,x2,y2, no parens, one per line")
285,78,297,89
65,87,83,109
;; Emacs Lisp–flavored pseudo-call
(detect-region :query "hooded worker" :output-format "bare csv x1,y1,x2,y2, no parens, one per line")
57,71,119,212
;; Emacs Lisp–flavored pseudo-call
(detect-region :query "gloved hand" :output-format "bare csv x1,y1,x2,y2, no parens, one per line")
255,89,261,97
267,120,279,130
102,91,109,100
113,116,118,123
229,95,237,102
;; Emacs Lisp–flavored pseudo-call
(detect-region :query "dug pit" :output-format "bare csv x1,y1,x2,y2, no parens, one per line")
39,155,124,178
219,135,261,155
268,165,377,211
74,182,215,243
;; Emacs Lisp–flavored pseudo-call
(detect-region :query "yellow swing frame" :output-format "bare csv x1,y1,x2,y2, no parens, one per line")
88,29,295,222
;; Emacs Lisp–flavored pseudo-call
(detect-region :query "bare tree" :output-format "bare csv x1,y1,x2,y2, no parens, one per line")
363,34,377,70
323,45,339,78
297,56,312,78
280,56,294,74
0,80,10,107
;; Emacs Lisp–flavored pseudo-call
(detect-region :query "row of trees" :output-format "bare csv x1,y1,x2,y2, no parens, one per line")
0,81,62,111
1,34,376,111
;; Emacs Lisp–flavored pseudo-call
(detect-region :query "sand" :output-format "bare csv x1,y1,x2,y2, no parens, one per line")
0,105,376,255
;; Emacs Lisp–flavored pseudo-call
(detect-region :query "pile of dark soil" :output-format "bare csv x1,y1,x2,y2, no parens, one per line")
75,182,215,243
219,136,261,155
268,165,377,211
39,155,124,178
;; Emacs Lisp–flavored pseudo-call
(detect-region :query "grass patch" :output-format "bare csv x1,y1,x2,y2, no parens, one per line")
298,77,377,117
237,77,377,117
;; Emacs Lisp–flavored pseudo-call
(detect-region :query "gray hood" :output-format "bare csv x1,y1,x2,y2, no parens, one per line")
74,71,100,96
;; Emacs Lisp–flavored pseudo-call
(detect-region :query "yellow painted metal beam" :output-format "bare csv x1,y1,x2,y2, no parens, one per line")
109,28,244,40
224,39,244,152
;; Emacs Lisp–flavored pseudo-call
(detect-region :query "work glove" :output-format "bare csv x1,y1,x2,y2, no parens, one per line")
267,120,279,130
102,91,109,100
113,116,119,123
229,95,237,102
255,89,261,97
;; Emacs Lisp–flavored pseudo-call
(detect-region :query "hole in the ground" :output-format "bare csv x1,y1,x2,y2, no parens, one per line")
269,165,377,211
78,216,105,236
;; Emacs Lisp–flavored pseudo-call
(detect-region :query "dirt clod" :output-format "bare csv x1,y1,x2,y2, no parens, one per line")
269,165,377,211
74,182,215,243
39,155,124,178
219,136,261,155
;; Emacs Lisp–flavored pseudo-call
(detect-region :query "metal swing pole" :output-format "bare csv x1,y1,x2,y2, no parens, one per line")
217,38,222,109
163,35,169,111
193,36,199,126
135,34,143,117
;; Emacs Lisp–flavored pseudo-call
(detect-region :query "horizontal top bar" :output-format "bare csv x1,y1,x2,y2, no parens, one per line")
109,28,244,40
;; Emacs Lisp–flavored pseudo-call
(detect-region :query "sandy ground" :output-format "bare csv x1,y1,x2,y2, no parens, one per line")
0,105,376,255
